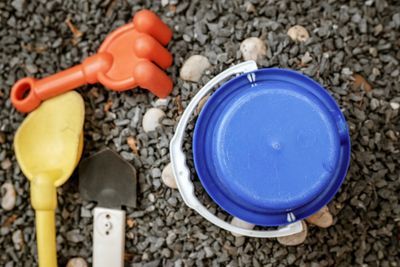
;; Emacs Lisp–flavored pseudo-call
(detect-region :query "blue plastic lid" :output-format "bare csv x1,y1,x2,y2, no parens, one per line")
193,68,350,226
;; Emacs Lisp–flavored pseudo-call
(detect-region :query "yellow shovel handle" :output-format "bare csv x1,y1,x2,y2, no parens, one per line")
31,175,58,267
36,210,57,267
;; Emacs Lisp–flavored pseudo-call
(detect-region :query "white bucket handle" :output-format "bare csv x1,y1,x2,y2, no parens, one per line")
170,61,303,238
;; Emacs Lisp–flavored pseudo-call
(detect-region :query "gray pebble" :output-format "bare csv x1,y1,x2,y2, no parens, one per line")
11,0,25,12
370,98,380,110
25,63,38,74
66,230,85,243
150,168,161,178
166,232,177,245
167,196,178,207
120,151,134,161
80,206,92,218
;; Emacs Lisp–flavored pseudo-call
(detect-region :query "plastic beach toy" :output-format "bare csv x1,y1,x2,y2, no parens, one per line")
170,61,351,237
14,91,85,267
79,149,137,267
11,9,173,113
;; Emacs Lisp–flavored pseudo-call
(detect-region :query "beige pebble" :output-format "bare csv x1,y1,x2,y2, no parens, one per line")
180,55,211,82
287,25,310,42
142,108,165,133
369,47,378,57
142,252,150,261
1,182,16,211
195,94,210,115
1,158,12,170
161,162,177,189
245,2,256,13
373,24,383,35
230,217,255,237
66,257,88,267
306,206,333,228
372,67,380,76
277,221,307,246
240,37,267,61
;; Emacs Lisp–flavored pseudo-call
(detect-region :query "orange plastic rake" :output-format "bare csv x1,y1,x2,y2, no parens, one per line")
11,9,173,113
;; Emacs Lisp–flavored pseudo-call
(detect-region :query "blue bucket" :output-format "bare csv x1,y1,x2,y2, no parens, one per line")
192,68,350,226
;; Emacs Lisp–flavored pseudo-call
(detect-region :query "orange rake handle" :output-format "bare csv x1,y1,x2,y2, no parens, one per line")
11,10,173,113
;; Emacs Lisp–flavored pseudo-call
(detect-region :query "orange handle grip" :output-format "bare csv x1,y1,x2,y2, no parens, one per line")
11,54,112,113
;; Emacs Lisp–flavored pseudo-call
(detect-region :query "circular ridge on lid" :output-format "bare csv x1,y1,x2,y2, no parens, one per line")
193,68,350,226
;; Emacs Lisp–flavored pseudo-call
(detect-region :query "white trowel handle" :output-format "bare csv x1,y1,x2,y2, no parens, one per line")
93,207,125,267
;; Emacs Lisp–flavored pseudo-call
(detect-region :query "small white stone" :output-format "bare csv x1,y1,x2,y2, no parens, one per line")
180,55,211,82
230,217,255,237
365,0,374,6
148,193,156,202
153,98,169,107
161,0,169,7
287,25,310,42
66,257,88,267
1,182,16,211
161,162,177,189
341,67,353,76
142,108,166,133
12,229,23,250
390,102,400,110
277,221,308,246
240,37,267,61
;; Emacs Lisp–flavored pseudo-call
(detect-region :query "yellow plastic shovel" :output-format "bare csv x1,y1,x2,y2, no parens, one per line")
14,91,85,267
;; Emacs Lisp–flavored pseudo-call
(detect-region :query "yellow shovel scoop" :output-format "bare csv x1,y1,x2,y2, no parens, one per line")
14,91,85,267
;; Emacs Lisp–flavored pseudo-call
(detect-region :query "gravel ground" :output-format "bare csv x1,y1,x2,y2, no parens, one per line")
1,0,400,266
